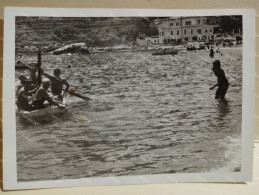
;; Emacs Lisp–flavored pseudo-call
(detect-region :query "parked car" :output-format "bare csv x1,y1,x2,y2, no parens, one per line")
223,37,235,42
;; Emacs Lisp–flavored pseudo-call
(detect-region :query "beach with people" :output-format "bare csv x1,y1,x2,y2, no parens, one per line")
15,45,242,181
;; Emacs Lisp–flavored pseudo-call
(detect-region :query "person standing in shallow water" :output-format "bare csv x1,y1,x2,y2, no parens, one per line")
210,60,229,100
209,46,214,58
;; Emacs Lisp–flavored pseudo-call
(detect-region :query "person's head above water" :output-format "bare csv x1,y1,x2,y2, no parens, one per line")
212,59,221,70
53,68,61,77
42,79,51,89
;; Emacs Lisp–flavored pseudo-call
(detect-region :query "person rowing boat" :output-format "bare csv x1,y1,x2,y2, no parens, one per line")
31,79,64,110
42,68,70,101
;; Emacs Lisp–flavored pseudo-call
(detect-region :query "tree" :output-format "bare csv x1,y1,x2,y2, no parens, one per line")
219,16,242,34
135,18,158,38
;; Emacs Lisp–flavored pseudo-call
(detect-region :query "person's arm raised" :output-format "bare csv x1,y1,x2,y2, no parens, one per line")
41,69,54,80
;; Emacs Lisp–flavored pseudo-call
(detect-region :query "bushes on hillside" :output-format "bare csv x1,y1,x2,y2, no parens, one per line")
53,25,78,41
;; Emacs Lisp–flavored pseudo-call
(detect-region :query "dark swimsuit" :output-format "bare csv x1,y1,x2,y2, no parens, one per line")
214,69,229,99
32,99,47,109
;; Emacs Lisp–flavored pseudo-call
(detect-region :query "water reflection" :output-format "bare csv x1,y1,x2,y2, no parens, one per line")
217,99,231,119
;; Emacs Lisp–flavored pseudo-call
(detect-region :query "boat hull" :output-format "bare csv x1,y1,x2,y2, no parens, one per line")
152,51,178,55
17,98,68,118
19,106,68,118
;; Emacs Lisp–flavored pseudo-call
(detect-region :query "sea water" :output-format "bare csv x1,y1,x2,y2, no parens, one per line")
16,48,242,181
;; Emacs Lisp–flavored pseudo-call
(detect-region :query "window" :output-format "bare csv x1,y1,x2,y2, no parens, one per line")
197,20,200,24
197,29,202,34
162,31,164,36
205,30,208,33
184,37,189,41
210,29,212,33
177,30,179,35
185,21,191,25
190,29,193,34
176,22,179,26
184,29,186,35
171,30,173,35
170,23,174,26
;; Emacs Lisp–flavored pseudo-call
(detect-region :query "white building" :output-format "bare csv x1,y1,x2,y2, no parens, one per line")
157,17,220,44
136,34,159,46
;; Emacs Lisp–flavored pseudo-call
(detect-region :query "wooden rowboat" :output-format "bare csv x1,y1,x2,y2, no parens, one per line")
17,98,68,118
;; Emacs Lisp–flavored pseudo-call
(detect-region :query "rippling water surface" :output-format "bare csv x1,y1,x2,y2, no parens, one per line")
16,48,242,181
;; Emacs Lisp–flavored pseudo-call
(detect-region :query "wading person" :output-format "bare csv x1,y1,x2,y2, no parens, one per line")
209,46,214,58
42,68,70,101
16,80,35,111
210,60,229,100
32,79,62,109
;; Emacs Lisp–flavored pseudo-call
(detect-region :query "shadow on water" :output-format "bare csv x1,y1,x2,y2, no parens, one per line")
217,99,231,119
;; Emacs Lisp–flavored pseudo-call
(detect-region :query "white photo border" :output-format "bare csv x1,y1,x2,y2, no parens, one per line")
3,7,255,190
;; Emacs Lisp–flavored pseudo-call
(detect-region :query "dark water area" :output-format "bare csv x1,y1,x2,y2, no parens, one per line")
16,48,242,181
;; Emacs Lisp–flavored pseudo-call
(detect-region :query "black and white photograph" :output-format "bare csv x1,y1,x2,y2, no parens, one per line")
3,8,255,190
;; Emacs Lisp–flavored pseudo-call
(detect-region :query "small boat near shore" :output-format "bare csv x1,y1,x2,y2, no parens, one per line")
152,50,178,56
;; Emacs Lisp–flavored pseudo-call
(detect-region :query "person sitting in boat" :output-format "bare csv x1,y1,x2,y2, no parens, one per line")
16,74,40,96
16,53,24,64
16,74,27,96
32,79,63,110
42,68,70,101
17,80,35,111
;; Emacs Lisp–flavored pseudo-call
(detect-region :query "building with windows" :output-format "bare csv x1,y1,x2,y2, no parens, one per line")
136,33,159,46
157,17,220,44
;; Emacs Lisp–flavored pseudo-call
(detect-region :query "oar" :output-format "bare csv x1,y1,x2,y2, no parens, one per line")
18,60,32,69
37,48,42,85
62,89,91,101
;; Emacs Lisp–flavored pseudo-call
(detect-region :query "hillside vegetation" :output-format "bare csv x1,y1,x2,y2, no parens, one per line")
15,17,158,50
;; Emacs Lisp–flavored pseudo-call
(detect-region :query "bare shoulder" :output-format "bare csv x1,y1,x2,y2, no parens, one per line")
17,89,25,95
